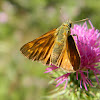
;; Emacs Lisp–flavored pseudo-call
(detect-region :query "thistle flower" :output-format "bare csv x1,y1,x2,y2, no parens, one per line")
45,20,100,91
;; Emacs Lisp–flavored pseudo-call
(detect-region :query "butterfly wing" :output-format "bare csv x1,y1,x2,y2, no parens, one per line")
20,28,57,65
67,35,80,71
56,35,80,72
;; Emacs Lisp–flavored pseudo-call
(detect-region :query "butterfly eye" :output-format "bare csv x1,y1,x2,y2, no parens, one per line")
69,23,72,28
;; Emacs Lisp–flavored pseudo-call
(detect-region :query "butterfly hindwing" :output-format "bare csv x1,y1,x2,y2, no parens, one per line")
55,42,74,72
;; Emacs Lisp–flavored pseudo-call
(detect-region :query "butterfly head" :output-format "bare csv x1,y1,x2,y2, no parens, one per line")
60,20,72,36
63,20,72,28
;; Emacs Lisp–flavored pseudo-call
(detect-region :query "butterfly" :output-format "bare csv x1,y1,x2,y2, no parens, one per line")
20,18,89,73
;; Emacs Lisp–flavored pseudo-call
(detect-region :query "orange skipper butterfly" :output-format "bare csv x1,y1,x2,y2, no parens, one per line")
20,18,89,72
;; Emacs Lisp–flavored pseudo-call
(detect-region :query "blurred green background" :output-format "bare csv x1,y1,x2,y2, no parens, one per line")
0,0,100,100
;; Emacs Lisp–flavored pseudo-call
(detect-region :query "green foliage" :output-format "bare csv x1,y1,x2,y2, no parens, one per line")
0,0,100,100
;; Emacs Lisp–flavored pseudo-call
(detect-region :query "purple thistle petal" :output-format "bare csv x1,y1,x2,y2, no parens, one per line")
89,66,100,74
76,71,78,80
56,78,62,83
94,72,99,85
80,80,82,89
83,81,88,91
56,79,65,87
88,20,94,28
44,66,58,73
64,79,68,89
79,71,88,84
55,73,70,87
86,78,93,87
78,70,93,90
55,73,70,81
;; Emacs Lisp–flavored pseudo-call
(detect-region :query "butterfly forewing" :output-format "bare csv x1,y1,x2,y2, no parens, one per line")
67,35,80,71
20,28,57,65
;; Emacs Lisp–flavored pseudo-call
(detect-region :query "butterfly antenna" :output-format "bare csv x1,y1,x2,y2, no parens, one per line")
60,8,66,22
72,18,89,23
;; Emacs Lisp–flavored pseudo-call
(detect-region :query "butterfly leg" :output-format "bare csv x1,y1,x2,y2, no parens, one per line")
72,34,87,45
72,34,79,40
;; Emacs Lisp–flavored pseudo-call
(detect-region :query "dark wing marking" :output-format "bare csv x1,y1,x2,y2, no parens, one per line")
67,35,80,71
